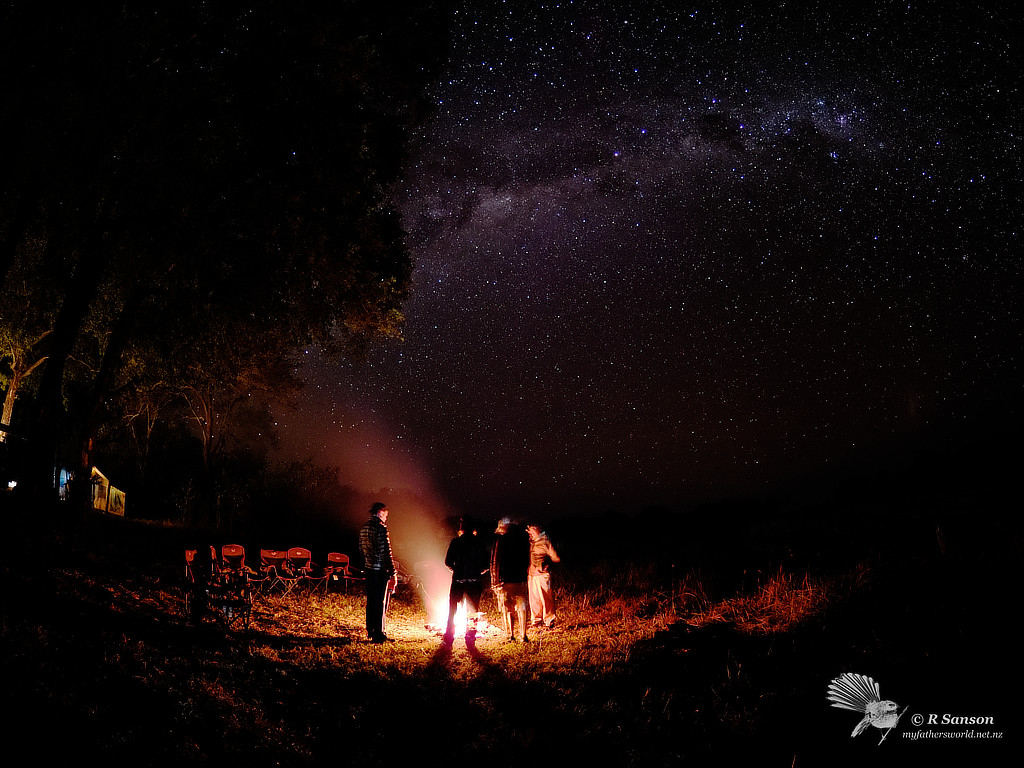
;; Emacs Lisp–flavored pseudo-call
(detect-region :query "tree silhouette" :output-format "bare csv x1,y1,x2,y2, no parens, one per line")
1,1,453,508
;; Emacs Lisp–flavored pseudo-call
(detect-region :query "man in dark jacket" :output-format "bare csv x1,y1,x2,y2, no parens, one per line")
443,517,488,644
489,518,531,642
359,502,396,643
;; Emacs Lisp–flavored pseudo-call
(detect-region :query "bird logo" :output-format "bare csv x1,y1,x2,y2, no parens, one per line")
827,673,907,744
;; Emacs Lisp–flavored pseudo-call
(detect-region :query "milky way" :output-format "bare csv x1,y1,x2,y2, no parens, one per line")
279,1,1022,516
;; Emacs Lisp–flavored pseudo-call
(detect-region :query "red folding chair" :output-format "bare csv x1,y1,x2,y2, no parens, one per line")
287,547,326,593
259,549,291,593
220,545,248,580
274,547,308,594
324,552,363,593
184,549,200,620
185,547,251,629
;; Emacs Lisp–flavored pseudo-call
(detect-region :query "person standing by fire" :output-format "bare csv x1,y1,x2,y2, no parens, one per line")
490,518,531,642
359,502,396,643
527,524,560,630
442,516,488,644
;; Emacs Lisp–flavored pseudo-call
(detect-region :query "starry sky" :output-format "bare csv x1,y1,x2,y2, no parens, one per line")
277,1,1022,518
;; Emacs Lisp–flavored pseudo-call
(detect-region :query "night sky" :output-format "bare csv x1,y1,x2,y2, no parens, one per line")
277,1,1022,518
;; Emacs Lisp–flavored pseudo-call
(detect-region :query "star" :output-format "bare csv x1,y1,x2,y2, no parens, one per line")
279,1,1023,517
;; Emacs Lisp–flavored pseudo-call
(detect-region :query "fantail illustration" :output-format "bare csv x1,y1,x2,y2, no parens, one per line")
827,673,907,743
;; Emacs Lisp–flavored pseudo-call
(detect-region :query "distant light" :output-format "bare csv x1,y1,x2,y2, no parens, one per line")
7,480,16,491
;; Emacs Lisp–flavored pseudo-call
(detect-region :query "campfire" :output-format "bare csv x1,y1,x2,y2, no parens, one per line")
411,560,504,640
424,599,503,639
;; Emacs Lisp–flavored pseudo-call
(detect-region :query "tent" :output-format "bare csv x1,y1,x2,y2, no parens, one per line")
90,466,125,515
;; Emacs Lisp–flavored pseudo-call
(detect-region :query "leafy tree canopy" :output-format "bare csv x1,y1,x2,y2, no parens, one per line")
0,1,453,504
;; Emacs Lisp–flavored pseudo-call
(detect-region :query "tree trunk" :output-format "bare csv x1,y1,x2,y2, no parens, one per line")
0,348,48,443
1,369,24,442
21,201,117,507
76,280,147,496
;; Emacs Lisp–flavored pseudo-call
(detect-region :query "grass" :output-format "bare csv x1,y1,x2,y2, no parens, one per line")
2,502,1019,766
688,566,847,634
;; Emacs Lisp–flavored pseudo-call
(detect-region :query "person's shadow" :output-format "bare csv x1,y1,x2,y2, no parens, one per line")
427,630,501,674
465,630,502,672
428,637,454,671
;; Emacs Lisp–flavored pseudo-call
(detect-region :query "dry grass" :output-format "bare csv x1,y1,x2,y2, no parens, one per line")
239,583,674,679
198,558,859,686
6,510,1016,766
687,566,848,634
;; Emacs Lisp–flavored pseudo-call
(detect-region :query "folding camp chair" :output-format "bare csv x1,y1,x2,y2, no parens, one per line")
184,548,251,630
184,547,218,606
258,549,291,593
184,549,201,620
209,577,252,629
272,547,306,594
185,548,213,583
205,545,222,577
287,547,326,593
245,553,271,592
324,552,362,593
220,545,249,583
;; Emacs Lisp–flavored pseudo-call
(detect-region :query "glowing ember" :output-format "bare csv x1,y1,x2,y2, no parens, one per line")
425,596,498,639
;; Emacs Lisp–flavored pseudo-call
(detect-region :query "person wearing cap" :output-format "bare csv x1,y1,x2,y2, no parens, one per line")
359,502,396,643
442,516,488,644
